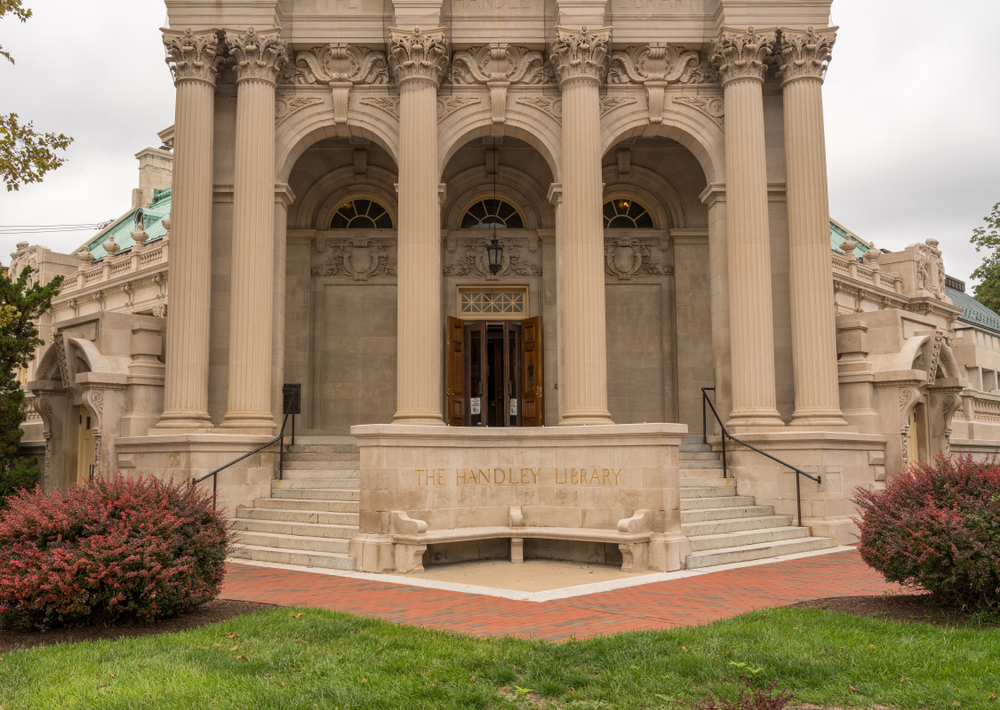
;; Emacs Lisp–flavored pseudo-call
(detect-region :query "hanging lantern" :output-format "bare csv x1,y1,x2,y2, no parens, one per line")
487,235,503,274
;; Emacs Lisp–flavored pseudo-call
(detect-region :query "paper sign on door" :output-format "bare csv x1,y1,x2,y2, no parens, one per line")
510,398,517,416
471,397,481,415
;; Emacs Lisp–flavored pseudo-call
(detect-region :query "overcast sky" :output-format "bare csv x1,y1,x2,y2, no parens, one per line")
3,0,999,287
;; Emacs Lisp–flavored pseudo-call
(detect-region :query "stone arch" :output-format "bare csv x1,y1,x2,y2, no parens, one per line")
601,101,726,185
444,165,552,231
275,100,400,184
290,165,400,230
601,164,687,230
438,101,562,184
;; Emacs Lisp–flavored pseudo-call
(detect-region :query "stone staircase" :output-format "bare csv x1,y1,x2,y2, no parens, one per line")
229,437,360,571
679,435,835,569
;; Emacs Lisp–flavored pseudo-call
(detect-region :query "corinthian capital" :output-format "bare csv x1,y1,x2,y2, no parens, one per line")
227,28,288,84
776,27,837,85
294,44,389,85
387,27,449,86
550,26,612,85
163,28,222,86
711,27,776,86
451,44,552,85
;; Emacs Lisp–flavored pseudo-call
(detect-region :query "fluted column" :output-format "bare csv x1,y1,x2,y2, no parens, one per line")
155,29,220,431
389,27,449,426
712,28,783,430
778,27,848,428
551,27,614,425
221,28,286,432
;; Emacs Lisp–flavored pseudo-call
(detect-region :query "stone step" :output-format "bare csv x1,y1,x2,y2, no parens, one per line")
680,505,776,523
233,529,353,553
684,536,835,569
681,495,757,510
679,485,739,499
678,451,721,461
252,497,358,513
292,436,358,445
678,459,725,470
270,487,359,501
681,435,705,444
273,478,360,490
282,452,360,462
281,468,360,480
687,525,810,552
238,507,359,528
680,469,726,480
679,442,713,453
232,515,358,538
680,477,735,489
682,514,794,537
278,459,360,470
230,545,357,571
285,444,360,454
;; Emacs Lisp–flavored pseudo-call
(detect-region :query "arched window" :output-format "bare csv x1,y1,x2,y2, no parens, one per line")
330,199,394,229
603,198,655,229
460,198,525,229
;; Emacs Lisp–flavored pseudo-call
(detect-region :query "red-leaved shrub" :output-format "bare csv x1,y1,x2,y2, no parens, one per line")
0,474,232,627
853,454,1000,611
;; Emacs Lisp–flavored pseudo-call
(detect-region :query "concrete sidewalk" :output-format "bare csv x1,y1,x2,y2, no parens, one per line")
220,548,902,641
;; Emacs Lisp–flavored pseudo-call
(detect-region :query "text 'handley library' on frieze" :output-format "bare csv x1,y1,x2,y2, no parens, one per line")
14,0,1000,575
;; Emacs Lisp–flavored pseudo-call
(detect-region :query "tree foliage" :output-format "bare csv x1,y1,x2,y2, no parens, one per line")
1,1,73,191
0,266,62,506
971,203,1000,313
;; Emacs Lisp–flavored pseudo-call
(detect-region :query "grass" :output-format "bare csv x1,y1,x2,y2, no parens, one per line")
1,606,998,710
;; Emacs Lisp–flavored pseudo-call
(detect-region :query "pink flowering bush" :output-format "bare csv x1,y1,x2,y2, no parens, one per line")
852,454,1000,611
0,474,232,627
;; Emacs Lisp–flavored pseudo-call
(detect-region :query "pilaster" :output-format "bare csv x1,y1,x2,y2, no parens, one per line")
551,26,614,425
712,28,783,431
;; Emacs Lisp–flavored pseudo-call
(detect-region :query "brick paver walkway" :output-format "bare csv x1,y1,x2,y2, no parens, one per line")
221,549,903,641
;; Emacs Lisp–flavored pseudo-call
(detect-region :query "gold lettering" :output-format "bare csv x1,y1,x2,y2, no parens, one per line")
613,469,621,485
425,470,436,486
602,469,610,485
481,468,490,484
531,468,539,484
494,468,506,484
416,469,424,485
570,468,578,485
556,468,566,484
456,469,466,485
437,469,445,486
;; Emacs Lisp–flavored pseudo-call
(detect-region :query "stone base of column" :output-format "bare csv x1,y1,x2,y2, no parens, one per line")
392,410,446,426
726,410,785,432
153,412,215,433
790,408,850,429
220,412,276,435
559,410,614,426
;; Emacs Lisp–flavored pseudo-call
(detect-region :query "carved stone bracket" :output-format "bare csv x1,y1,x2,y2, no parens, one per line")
712,28,776,86
312,238,397,281
672,95,724,129
387,27,449,86
292,44,389,124
604,238,668,280
163,28,223,86
608,44,702,123
227,28,288,85
452,44,552,133
776,27,836,85
550,26,612,85
443,238,542,281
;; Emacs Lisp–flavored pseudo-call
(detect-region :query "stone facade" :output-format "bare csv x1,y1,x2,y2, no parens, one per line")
13,0,1000,572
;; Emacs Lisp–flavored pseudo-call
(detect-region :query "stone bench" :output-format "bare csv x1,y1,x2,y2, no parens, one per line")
390,507,655,574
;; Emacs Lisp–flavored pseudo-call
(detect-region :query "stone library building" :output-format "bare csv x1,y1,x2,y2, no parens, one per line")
13,0,1000,575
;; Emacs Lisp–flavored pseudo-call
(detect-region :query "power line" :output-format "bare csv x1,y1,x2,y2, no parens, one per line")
0,220,116,235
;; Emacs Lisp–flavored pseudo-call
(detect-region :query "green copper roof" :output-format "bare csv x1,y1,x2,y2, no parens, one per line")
946,286,1000,335
830,220,869,260
85,187,171,261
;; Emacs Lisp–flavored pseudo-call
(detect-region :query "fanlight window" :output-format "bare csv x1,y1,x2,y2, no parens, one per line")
460,199,525,230
331,199,394,229
603,198,655,229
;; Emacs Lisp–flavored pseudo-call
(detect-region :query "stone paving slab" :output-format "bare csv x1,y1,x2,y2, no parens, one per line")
221,549,904,641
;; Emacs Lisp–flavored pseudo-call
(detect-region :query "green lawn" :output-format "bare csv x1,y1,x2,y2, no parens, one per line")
1,606,997,710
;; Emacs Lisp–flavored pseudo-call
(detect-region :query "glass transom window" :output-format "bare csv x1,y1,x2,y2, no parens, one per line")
331,199,394,229
603,198,655,229
460,199,525,229
457,286,528,320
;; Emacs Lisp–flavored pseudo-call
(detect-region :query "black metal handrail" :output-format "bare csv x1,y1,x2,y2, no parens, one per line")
192,398,297,508
701,387,820,528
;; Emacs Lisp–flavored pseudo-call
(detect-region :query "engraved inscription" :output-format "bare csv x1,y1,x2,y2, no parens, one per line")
414,467,623,486
452,0,540,12
611,0,704,12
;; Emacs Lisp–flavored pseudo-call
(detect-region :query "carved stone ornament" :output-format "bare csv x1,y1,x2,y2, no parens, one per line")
85,387,105,428
604,238,666,280
599,96,638,117
925,331,945,386
711,28,776,86
444,238,542,281
550,26,612,84
53,332,70,387
275,95,324,127
608,44,700,85
438,96,481,120
312,238,397,281
227,28,288,84
163,28,222,85
516,95,562,120
451,44,552,85
43,434,52,489
294,44,389,85
673,95,724,129
7,241,38,285
387,27,449,85
917,239,948,301
152,304,167,318
776,27,836,85
360,96,400,119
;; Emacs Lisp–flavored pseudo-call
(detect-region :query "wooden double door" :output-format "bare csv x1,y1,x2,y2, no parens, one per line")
446,316,543,427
